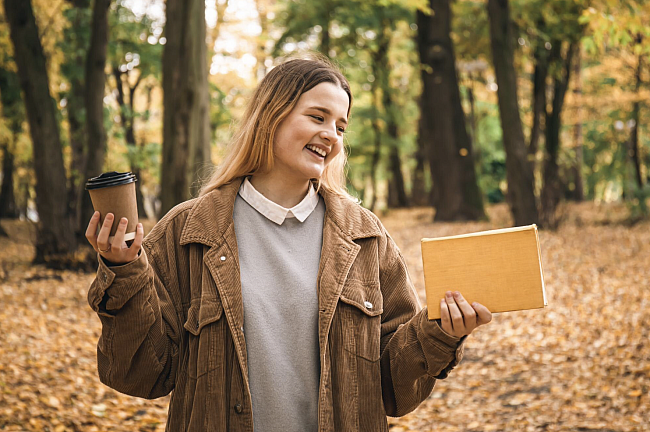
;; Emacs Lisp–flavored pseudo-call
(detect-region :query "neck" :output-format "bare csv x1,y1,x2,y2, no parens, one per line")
249,173,311,208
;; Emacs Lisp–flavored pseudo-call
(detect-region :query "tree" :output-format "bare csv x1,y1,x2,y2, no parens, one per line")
78,0,111,237
160,0,211,216
540,37,579,227
487,0,539,226
108,3,162,220
3,0,76,262
417,0,485,221
60,0,91,234
0,67,23,220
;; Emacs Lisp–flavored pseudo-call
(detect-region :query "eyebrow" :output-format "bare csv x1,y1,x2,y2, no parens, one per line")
307,106,348,126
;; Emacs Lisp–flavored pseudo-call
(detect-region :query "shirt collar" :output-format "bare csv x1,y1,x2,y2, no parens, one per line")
238,177,320,225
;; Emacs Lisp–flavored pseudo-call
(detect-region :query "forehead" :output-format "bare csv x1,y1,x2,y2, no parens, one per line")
296,82,350,119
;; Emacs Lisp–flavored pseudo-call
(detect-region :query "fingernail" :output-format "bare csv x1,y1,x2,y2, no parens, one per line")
93,211,99,217
138,223,142,229
472,302,478,307
454,291,460,298
446,291,452,298
120,218,127,224
106,213,113,219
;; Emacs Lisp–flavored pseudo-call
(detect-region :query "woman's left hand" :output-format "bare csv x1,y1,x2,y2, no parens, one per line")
440,291,492,338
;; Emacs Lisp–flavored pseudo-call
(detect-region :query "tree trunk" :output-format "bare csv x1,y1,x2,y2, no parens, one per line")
113,67,148,219
417,0,485,221
0,141,18,218
63,1,90,232
629,48,644,189
570,44,584,201
0,67,22,219
4,0,76,261
540,41,576,228
67,75,87,227
487,0,539,226
321,13,331,57
161,0,211,217
369,85,381,212
529,35,548,174
387,145,409,208
411,112,430,206
376,21,408,209
79,0,111,236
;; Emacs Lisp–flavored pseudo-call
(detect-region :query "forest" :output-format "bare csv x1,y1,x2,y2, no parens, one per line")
0,0,648,264
0,0,649,431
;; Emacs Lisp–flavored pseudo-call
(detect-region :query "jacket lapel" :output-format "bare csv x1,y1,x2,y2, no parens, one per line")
316,187,382,351
180,179,249,378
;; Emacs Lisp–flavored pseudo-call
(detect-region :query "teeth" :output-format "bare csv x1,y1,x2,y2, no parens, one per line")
306,144,326,157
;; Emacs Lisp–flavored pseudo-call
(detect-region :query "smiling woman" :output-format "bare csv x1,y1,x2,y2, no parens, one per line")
199,57,354,204
85,55,491,432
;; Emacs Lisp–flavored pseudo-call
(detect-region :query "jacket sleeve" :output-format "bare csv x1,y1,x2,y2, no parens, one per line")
377,229,466,417
87,233,183,400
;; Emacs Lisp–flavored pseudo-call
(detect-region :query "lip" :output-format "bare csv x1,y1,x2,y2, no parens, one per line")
304,146,325,161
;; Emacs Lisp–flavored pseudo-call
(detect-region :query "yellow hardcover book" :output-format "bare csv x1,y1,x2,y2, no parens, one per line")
421,224,547,320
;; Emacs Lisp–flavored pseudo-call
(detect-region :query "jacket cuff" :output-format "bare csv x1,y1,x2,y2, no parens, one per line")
417,308,465,379
88,248,148,313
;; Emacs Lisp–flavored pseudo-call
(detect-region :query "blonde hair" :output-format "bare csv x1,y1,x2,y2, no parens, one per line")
199,56,354,199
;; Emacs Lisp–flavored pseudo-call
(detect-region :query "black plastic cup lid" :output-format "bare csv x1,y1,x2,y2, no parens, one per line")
85,171,137,190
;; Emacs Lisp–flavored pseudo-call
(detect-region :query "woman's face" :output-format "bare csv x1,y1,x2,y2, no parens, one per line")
271,82,349,185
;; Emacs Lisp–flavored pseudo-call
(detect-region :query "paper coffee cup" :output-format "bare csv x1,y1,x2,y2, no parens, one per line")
85,171,139,242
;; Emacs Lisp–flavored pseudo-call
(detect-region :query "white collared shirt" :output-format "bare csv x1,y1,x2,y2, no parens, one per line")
238,177,320,225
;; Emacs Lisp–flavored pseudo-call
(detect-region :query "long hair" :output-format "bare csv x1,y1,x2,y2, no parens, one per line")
199,56,354,199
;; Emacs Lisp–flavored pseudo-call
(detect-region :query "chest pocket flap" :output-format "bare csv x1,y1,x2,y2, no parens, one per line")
184,299,224,336
340,281,383,316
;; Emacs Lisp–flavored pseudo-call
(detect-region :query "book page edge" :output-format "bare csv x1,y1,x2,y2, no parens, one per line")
421,224,537,243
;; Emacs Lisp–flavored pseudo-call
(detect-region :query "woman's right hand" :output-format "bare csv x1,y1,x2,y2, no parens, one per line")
85,211,144,265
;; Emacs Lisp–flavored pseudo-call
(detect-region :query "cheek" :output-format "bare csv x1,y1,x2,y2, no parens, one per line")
330,140,344,159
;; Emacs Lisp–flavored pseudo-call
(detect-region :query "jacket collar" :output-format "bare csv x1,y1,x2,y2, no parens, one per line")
179,177,381,247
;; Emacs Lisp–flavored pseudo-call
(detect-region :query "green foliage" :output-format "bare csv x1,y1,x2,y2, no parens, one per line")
627,184,650,221
108,2,163,82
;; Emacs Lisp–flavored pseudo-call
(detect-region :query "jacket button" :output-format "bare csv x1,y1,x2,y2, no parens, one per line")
234,403,243,414
220,256,226,261
364,301,373,309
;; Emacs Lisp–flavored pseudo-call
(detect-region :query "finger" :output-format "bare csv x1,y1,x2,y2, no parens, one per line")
127,223,144,260
111,217,128,250
472,302,493,325
445,291,464,332
453,291,477,330
96,213,114,252
439,298,453,334
85,211,101,250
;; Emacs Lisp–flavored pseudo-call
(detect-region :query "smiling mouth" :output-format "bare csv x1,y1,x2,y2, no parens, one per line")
305,144,327,158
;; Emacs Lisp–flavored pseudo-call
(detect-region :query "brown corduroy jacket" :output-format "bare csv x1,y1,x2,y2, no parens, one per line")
88,178,465,432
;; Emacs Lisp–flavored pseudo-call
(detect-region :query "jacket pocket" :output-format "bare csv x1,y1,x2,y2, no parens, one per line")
340,280,383,362
184,299,224,336
183,298,224,378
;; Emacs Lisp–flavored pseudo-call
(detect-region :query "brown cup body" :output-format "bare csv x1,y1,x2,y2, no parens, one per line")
88,182,139,241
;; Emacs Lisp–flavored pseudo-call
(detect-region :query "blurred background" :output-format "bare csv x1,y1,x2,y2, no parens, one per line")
0,0,648,264
0,0,648,431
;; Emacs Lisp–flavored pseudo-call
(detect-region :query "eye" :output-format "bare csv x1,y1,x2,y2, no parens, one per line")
309,115,324,122
337,126,346,134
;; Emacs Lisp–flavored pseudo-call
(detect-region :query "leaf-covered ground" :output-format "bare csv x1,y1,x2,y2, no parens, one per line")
1,202,648,431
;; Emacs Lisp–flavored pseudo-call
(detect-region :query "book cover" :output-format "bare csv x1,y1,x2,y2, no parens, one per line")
421,224,547,320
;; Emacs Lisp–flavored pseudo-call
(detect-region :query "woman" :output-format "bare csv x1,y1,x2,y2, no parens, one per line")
85,57,491,432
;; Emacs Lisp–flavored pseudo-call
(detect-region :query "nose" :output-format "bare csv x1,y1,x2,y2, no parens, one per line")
319,125,337,143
